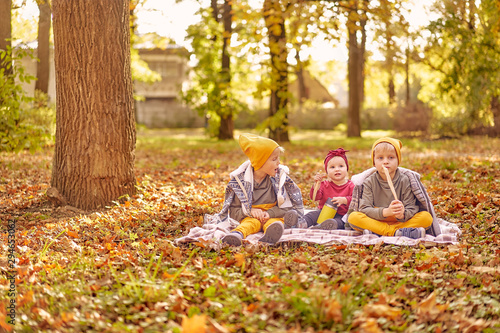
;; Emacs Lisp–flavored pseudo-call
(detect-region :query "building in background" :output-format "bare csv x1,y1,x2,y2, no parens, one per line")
134,47,203,128
16,45,202,128
16,46,344,130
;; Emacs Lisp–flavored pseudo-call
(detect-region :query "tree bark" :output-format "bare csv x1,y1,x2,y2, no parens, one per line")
0,0,12,77
218,0,234,140
51,0,136,210
264,0,289,143
35,1,51,95
346,5,362,138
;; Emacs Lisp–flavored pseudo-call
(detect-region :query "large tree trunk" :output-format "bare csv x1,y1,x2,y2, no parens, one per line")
218,0,234,140
347,10,361,137
51,0,136,210
264,0,289,143
0,0,12,77
35,0,51,96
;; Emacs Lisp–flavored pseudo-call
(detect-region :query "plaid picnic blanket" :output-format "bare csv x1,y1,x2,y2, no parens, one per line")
175,167,462,250
174,213,461,251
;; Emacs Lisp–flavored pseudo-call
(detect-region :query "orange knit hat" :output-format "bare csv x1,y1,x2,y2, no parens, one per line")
371,137,403,165
239,133,280,170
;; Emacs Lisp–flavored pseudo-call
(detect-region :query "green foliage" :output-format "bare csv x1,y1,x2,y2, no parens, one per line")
182,6,250,138
421,0,500,134
0,47,54,153
131,47,161,85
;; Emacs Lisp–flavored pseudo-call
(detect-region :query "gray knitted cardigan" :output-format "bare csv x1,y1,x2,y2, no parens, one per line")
344,167,442,236
206,160,306,227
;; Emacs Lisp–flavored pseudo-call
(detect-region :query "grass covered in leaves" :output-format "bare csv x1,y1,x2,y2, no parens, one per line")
1,129,500,332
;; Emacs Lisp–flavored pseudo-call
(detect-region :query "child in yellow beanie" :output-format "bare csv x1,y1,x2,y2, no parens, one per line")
218,133,305,246
347,137,433,239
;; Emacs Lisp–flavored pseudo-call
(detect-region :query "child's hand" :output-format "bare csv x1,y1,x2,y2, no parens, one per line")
313,172,326,183
251,208,270,224
330,197,347,207
386,200,404,219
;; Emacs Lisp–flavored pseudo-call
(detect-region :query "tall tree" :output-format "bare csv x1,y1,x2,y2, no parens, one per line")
345,0,367,137
372,0,409,105
263,0,289,142
0,0,12,77
51,0,136,210
218,0,234,140
35,0,51,95
422,0,500,136
184,1,249,140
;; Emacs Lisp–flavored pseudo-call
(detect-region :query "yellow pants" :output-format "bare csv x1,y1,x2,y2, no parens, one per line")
348,211,433,236
233,203,284,238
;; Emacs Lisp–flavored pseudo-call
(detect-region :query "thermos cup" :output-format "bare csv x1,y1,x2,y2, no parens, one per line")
317,198,337,224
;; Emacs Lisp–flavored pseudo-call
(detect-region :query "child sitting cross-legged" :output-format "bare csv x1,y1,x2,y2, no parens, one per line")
219,133,305,246
304,148,355,230
347,137,433,239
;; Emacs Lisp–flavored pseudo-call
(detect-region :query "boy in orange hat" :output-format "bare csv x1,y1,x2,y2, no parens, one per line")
347,137,433,239
218,133,305,246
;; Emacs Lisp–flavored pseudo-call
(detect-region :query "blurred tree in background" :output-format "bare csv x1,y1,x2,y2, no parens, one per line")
2,0,500,149
419,0,500,136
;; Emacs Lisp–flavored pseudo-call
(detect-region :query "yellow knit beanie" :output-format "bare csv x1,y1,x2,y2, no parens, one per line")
239,133,280,170
371,137,403,165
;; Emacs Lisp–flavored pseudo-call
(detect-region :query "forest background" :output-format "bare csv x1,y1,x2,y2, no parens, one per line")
1,0,500,332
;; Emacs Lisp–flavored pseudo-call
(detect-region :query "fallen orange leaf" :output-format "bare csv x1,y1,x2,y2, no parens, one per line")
324,299,343,323
182,314,206,333
234,253,245,267
293,254,308,264
416,292,448,322
246,303,258,313
363,303,402,320
359,318,383,333
340,283,351,294
17,290,34,308
0,312,13,332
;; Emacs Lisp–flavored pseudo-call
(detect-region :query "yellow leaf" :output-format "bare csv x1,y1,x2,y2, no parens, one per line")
61,312,75,323
182,314,206,333
234,253,245,267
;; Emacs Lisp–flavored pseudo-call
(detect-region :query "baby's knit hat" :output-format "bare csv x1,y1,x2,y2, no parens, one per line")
324,148,349,171
239,133,280,170
371,137,403,165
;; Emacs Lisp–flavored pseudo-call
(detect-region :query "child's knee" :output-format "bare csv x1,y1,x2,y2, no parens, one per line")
347,211,364,225
418,211,433,227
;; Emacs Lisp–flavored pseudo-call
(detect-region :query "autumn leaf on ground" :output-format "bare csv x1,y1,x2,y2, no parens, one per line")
324,299,343,323
0,311,13,332
356,317,384,333
416,292,448,322
234,253,245,267
182,314,207,333
363,303,402,320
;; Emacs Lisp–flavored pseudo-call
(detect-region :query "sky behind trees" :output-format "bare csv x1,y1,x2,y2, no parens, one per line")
18,0,435,63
